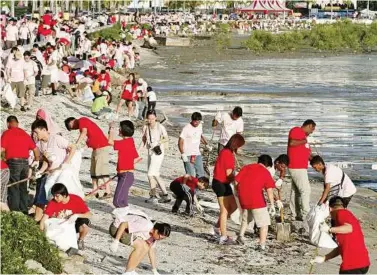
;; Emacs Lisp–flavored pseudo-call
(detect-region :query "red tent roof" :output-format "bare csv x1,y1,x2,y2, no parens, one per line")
239,0,291,12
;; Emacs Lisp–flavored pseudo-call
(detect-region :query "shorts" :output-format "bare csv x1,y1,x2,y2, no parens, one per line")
109,222,132,245
11,81,26,98
1,168,10,203
212,179,233,197
243,207,271,228
41,75,51,88
90,146,110,179
75,218,90,232
339,266,369,274
26,84,36,95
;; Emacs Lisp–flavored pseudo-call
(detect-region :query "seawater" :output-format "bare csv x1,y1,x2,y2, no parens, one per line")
146,55,377,190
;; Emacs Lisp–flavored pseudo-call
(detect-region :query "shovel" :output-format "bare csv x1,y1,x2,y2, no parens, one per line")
276,208,291,242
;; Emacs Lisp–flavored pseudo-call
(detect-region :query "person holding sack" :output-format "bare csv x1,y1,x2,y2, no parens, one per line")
310,156,356,208
140,110,171,204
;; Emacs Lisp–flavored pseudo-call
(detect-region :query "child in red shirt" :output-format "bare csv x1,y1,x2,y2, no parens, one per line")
170,175,209,216
108,120,142,208
39,183,92,251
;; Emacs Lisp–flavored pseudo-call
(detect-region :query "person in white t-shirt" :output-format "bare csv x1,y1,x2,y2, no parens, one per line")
146,86,156,111
214,106,244,153
27,19,38,44
310,155,356,208
5,19,19,49
19,22,30,45
23,51,38,109
6,51,27,111
178,112,210,178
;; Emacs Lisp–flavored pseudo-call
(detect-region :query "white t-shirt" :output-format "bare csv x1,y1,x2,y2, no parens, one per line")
7,59,25,82
19,26,29,39
147,91,156,102
216,112,244,146
179,123,203,156
24,60,38,85
38,134,69,170
325,164,356,198
6,25,19,41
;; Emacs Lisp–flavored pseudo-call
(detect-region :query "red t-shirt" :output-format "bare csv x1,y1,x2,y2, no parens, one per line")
1,160,8,170
107,59,115,68
335,209,370,271
45,194,90,218
1,127,36,160
42,14,52,26
113,138,139,172
287,126,311,169
78,117,108,149
175,176,199,193
235,163,275,209
213,148,235,183
98,73,110,90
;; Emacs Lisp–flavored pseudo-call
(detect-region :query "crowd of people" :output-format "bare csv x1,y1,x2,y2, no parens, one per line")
0,10,372,275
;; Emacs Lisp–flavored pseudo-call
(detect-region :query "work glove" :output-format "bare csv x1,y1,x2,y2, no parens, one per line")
276,200,284,211
67,214,79,224
31,160,39,168
275,178,283,188
181,154,189,162
34,170,43,180
152,268,160,275
205,144,213,152
310,256,325,264
268,205,276,216
319,222,330,233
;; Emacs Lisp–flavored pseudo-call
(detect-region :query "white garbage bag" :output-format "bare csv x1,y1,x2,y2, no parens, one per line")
2,83,17,109
81,85,94,102
45,149,85,200
230,183,242,225
306,204,338,249
45,218,78,251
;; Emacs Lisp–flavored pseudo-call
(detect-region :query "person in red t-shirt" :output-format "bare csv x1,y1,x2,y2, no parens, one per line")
108,120,142,208
98,69,110,91
235,155,276,249
212,133,245,245
1,160,10,211
116,73,138,117
40,183,92,251
169,175,209,216
311,196,370,274
64,117,110,198
1,116,39,214
287,119,316,221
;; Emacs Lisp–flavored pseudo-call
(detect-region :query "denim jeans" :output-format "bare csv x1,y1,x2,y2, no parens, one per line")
7,158,29,214
183,155,205,178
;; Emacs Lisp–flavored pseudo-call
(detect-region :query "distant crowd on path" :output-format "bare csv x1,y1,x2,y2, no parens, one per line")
0,11,371,275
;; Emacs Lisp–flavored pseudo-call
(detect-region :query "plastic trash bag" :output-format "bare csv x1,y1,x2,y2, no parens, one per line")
45,218,78,251
81,85,94,102
2,83,17,109
45,149,85,200
306,204,338,249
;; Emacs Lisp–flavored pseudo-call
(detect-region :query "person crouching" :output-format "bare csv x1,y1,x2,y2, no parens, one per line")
39,183,92,250
170,175,209,216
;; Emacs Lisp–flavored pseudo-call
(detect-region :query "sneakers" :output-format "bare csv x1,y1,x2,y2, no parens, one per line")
145,196,158,204
77,239,85,250
158,194,171,203
66,247,80,256
236,235,246,245
257,243,266,251
20,106,26,112
110,239,119,253
219,236,236,245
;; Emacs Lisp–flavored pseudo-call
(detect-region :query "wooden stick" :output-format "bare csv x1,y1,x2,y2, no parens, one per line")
309,246,319,274
85,174,117,197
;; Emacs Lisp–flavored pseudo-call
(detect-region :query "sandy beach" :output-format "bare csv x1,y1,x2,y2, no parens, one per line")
2,53,377,273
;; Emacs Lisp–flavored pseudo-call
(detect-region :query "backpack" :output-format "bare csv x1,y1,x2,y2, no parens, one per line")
30,56,43,80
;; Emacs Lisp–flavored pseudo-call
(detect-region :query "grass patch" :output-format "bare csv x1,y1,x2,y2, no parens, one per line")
1,212,63,274
241,20,377,53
